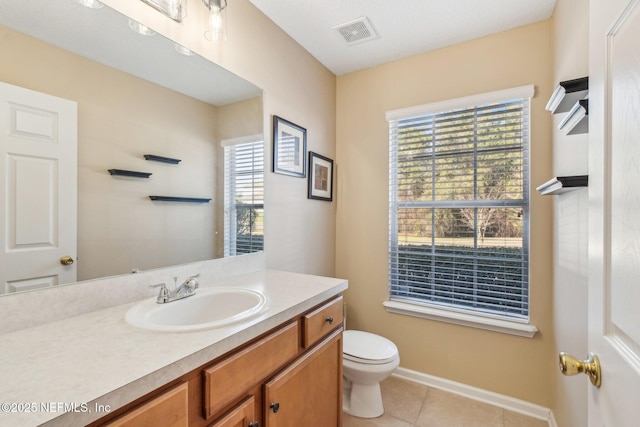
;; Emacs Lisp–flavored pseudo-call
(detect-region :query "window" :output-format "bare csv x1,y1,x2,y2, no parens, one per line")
387,86,532,325
223,135,264,256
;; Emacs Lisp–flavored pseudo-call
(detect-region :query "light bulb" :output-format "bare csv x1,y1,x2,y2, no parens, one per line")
204,0,227,42
167,0,182,20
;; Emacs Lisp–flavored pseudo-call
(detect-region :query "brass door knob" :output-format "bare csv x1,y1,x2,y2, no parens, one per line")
60,255,75,266
559,352,601,387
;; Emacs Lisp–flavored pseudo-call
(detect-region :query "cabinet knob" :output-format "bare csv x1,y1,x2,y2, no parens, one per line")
270,402,280,413
325,316,334,325
248,423,259,427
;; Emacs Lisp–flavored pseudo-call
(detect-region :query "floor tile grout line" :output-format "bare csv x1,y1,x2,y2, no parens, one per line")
413,385,431,427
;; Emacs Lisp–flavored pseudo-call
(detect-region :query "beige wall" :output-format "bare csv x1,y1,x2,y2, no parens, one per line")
101,0,338,277
336,21,555,406
550,0,590,425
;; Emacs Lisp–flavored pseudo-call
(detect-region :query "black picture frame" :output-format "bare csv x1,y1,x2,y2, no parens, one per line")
307,151,333,201
272,115,307,177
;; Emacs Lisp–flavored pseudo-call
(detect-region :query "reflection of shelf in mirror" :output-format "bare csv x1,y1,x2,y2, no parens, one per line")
546,77,588,114
149,196,211,203
144,154,181,164
108,169,152,178
536,175,588,195
558,99,588,135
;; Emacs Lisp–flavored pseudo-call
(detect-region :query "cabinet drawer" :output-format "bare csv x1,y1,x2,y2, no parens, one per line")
302,296,343,348
103,382,188,427
208,396,256,427
203,321,299,419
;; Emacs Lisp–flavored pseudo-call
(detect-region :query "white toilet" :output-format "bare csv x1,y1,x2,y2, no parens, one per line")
342,330,400,418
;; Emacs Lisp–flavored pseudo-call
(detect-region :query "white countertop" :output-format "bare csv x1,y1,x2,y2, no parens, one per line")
0,270,347,427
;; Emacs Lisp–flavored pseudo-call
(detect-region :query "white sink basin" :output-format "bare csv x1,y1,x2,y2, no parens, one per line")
125,287,268,332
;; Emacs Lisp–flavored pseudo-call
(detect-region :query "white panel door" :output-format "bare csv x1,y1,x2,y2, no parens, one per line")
588,0,640,425
0,82,77,294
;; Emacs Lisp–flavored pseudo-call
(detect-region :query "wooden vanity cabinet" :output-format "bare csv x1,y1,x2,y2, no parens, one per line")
93,296,343,427
206,296,343,427
202,321,300,421
102,382,188,427
264,329,342,427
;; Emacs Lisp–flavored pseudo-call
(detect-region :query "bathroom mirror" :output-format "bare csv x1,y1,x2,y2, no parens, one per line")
0,0,264,294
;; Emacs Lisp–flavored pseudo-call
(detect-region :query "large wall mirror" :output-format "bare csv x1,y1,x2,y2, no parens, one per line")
0,0,264,295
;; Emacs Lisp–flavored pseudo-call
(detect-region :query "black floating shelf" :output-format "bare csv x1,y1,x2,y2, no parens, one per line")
144,154,181,164
149,196,211,203
546,77,589,114
559,99,589,135
536,175,588,195
108,169,152,178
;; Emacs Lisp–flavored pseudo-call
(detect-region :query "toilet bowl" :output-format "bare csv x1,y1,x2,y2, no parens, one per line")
342,330,400,418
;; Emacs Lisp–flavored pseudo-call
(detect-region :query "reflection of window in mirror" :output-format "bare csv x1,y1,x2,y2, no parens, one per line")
223,135,265,256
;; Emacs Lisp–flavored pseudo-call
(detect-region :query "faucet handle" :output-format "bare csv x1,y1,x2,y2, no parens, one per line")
150,283,170,303
183,274,200,289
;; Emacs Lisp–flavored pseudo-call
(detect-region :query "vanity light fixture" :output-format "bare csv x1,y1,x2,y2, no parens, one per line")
139,0,187,22
76,0,103,8
128,18,156,36
203,0,228,42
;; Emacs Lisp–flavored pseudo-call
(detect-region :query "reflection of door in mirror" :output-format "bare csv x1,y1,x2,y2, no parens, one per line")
0,82,78,294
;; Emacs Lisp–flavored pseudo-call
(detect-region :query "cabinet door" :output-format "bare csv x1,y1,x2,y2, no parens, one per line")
203,321,299,418
264,329,342,427
103,382,188,427
209,396,256,427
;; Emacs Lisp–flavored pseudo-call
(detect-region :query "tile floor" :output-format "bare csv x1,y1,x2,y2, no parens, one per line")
343,376,549,427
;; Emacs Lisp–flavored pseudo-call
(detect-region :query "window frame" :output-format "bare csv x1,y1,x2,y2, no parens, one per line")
385,85,537,338
222,134,264,257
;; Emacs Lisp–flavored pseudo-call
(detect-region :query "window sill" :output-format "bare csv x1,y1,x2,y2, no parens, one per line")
382,300,538,338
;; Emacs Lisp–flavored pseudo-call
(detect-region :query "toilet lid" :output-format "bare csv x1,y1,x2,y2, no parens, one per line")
343,330,398,363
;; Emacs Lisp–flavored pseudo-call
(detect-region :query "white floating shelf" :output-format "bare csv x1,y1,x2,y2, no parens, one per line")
536,175,588,195
558,99,589,135
546,77,589,114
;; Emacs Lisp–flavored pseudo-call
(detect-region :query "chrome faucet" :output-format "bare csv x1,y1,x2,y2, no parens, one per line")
150,274,200,304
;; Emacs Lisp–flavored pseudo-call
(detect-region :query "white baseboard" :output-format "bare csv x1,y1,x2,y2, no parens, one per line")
392,367,555,426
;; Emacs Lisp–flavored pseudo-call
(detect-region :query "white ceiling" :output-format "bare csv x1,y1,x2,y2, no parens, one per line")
248,0,558,75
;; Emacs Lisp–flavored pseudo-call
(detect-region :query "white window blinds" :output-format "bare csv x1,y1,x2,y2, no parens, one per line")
388,86,531,321
223,136,264,256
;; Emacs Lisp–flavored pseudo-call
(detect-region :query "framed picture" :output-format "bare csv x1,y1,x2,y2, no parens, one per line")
308,151,333,201
272,115,306,177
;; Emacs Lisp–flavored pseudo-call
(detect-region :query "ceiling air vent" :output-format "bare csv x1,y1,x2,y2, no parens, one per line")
332,16,378,45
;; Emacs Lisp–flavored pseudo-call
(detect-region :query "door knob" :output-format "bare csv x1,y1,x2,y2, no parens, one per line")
559,352,601,387
60,255,74,266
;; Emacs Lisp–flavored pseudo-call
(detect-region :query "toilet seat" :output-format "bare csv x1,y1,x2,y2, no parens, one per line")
343,330,398,365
